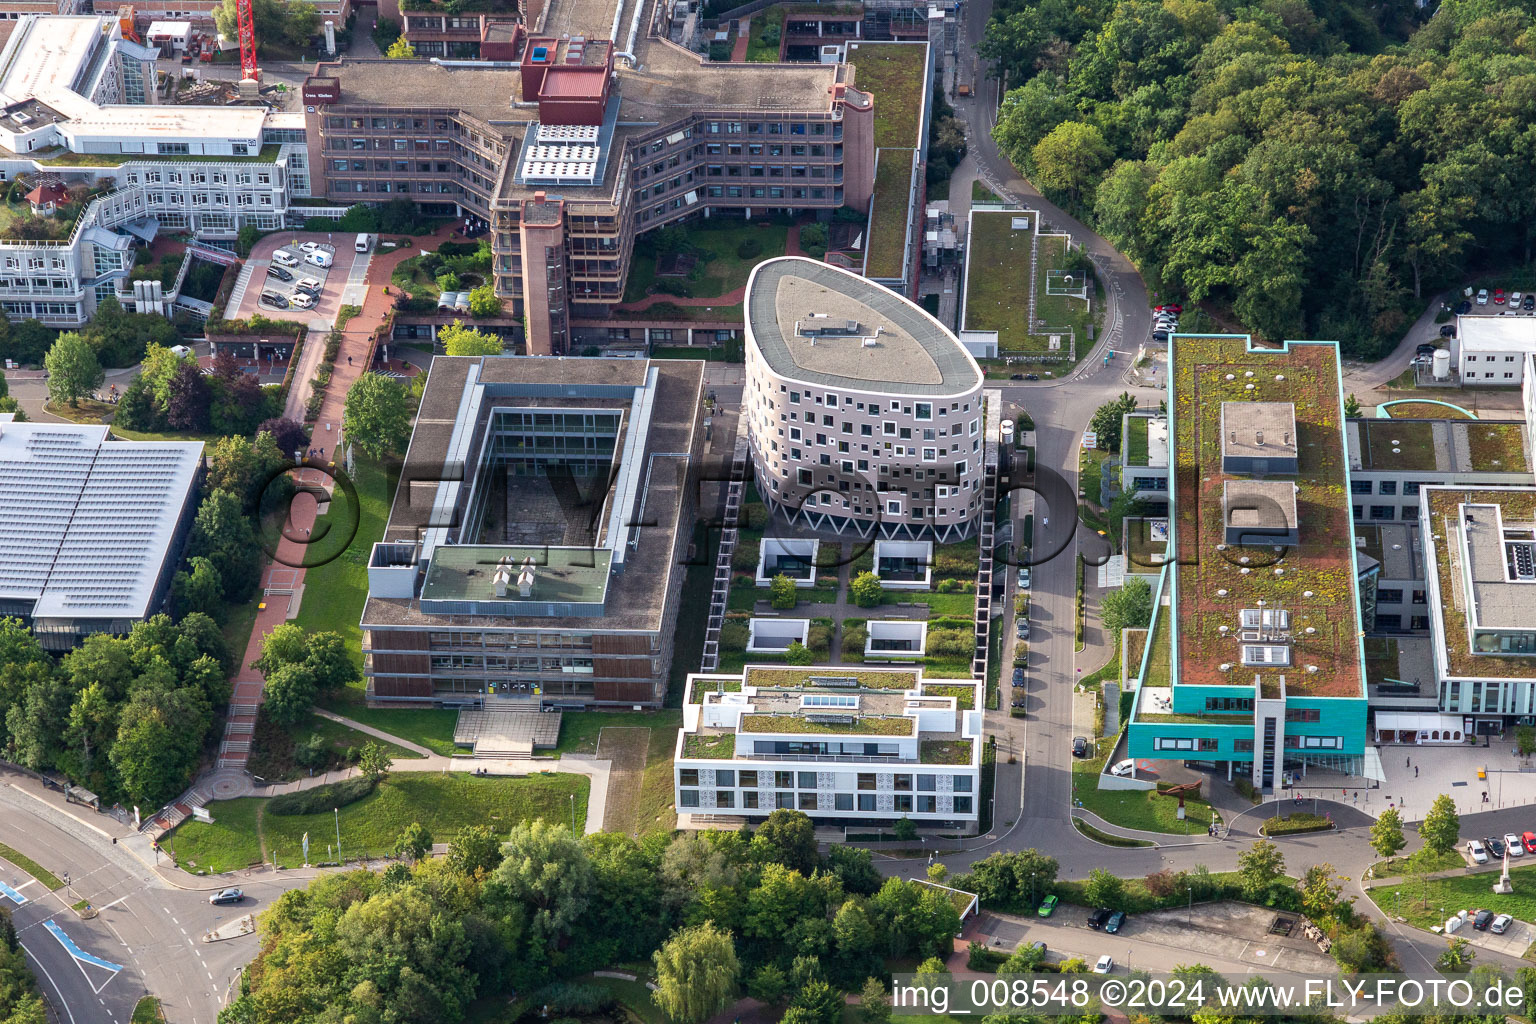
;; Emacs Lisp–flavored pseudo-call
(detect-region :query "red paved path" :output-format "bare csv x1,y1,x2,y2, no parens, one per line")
730,18,750,61
216,223,466,773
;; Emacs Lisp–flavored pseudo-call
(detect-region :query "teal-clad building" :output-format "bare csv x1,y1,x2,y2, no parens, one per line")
1126,336,1369,792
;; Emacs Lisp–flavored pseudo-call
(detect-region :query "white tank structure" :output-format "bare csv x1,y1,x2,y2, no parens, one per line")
324,20,336,54
1433,347,1451,381
743,256,985,542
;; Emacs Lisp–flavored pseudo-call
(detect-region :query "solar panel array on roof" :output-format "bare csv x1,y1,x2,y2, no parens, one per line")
0,419,202,621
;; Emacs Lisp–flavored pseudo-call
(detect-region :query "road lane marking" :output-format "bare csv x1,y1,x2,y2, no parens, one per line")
16,933,80,1024
42,919,122,994
95,894,130,913
0,880,27,905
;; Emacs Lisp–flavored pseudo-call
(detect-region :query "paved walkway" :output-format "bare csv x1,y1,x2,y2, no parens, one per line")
175,224,468,828
312,708,433,756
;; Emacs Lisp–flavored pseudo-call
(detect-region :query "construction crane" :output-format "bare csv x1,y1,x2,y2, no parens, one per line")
236,0,259,83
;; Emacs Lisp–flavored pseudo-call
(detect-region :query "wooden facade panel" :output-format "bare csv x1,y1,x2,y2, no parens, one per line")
373,651,430,674
593,656,652,679
594,679,661,703
592,633,653,655
372,676,434,698
374,629,431,650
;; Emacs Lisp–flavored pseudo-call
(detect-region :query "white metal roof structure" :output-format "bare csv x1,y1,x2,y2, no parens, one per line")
0,415,202,623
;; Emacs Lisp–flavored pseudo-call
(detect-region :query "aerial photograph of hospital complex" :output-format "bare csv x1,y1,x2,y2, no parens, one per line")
4,0,1536,1020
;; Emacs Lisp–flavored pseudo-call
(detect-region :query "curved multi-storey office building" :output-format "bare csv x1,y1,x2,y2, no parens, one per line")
744,256,984,541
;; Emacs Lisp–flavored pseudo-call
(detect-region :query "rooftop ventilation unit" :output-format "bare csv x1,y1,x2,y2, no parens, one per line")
806,675,860,688
805,713,856,725
1507,540,1536,580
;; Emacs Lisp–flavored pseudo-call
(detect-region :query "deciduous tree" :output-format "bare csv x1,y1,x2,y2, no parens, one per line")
44,333,103,408
440,319,503,355
343,372,414,460
1420,794,1460,854
651,922,740,1024
1370,807,1407,859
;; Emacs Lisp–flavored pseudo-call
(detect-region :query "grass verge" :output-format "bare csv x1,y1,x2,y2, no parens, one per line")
294,457,395,671
132,997,164,1024
0,843,64,890
1073,817,1153,848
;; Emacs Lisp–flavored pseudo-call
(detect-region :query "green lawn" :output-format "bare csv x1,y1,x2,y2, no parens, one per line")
162,798,264,873
847,42,928,148
623,221,789,304
247,711,426,784
884,590,976,617
294,457,396,671
972,181,1002,203
164,773,589,872
1371,864,1536,930
1372,847,1465,878
1070,752,1214,835
1125,416,1149,466
313,701,460,757
866,149,915,279
553,709,682,756
132,997,164,1024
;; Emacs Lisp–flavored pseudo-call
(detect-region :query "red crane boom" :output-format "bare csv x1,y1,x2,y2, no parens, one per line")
236,0,259,82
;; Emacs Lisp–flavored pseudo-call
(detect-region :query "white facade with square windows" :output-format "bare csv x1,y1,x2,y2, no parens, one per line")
676,666,982,827
744,257,985,542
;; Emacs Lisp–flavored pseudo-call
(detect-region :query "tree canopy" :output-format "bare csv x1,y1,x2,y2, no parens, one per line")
343,372,415,460
985,0,1535,355
226,811,964,1024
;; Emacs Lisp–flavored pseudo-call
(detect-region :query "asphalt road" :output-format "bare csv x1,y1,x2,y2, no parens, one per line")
0,777,305,1024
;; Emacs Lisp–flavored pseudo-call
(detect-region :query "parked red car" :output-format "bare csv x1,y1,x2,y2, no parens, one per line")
1494,289,1507,305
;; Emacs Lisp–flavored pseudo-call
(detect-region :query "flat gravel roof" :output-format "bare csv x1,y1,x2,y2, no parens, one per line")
746,257,980,396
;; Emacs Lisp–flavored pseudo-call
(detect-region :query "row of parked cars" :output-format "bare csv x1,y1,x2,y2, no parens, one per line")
272,241,334,270
1474,288,1536,310
1466,831,1534,864
1151,304,1182,343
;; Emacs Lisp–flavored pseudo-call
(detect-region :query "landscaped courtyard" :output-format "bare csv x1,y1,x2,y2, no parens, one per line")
719,487,981,680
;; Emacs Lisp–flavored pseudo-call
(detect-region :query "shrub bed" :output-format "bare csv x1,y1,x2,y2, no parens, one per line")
1260,812,1334,836
267,775,375,816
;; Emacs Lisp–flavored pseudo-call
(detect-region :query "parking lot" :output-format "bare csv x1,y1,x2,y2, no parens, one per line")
971,901,1341,977
230,233,369,323
258,242,336,313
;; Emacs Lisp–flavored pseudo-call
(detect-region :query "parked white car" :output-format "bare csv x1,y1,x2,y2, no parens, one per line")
1093,955,1114,974
1476,288,1489,305
288,291,316,310
272,250,299,267
298,241,322,254
1512,292,1524,309
1109,759,1136,777
304,250,334,268
1505,833,1525,857
1467,839,1489,864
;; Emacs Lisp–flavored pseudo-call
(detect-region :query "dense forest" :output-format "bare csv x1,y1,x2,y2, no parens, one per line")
984,0,1536,355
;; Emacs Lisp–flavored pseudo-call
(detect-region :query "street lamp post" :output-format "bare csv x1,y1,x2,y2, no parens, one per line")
1187,887,1193,925
334,807,342,865
569,793,576,835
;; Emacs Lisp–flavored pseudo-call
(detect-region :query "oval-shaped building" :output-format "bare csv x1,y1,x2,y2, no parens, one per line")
744,256,985,541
